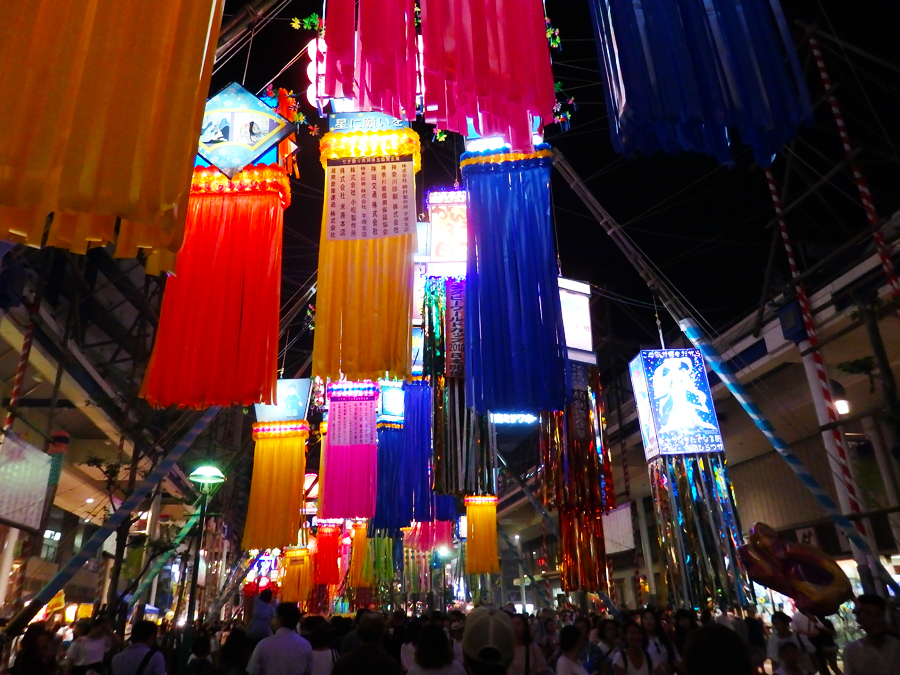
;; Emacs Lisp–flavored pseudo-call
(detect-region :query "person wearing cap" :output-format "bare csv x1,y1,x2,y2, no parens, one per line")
333,613,402,675
450,621,465,663
462,607,516,675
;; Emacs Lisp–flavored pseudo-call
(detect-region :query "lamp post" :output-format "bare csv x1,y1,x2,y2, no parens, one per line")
515,535,527,613
183,465,224,669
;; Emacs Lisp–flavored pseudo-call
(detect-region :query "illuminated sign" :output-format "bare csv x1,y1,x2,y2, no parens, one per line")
379,380,405,418
628,348,724,460
254,379,312,422
490,413,538,424
328,111,410,132
558,278,593,363
198,82,294,178
427,190,467,276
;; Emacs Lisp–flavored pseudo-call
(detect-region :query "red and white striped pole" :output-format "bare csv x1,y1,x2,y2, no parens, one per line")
809,36,900,311
3,319,35,432
764,169,877,577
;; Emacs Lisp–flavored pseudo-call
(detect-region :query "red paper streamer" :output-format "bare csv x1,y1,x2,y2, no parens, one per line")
315,525,342,586
141,165,287,408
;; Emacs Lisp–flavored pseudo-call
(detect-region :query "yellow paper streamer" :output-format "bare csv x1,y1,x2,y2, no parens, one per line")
281,548,315,605
242,422,309,550
0,0,224,270
349,522,372,588
465,496,500,575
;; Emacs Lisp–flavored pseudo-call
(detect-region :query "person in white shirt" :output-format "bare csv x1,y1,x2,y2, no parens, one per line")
772,640,814,675
406,623,466,675
640,609,679,675
110,620,166,675
449,621,465,663
611,622,652,675
767,612,814,674
65,618,118,675
247,602,312,675
557,625,589,675
843,594,900,675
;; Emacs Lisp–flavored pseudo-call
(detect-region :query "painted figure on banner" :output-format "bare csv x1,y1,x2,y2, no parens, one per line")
652,357,717,433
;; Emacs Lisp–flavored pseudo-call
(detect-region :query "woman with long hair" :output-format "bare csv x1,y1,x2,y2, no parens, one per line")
595,619,620,675
672,610,697,655
612,622,653,675
217,627,252,675
509,614,550,675
555,625,588,675
640,608,680,675
12,622,58,675
407,623,465,675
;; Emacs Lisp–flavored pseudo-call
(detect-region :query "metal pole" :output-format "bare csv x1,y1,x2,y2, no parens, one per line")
182,490,209,670
861,416,900,550
550,149,900,595
515,537,527,613
0,406,220,639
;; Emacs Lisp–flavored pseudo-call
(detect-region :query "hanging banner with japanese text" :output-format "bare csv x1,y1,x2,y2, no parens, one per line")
0,432,51,531
628,348,725,461
445,278,465,377
325,155,416,240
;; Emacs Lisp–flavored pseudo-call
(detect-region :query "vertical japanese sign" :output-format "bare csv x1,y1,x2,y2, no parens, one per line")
628,348,725,461
427,190,468,262
445,278,466,377
325,155,416,240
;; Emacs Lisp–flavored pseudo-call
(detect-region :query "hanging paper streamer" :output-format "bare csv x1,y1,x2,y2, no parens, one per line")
404,521,454,552
372,420,413,530
0,0,224,270
349,523,372,588
367,530,396,589
315,524,342,586
419,0,555,151
313,129,421,380
281,548,315,607
462,147,570,413
586,0,811,166
464,496,500,575
404,381,434,522
319,383,379,519
630,348,751,608
242,420,309,551
141,165,288,408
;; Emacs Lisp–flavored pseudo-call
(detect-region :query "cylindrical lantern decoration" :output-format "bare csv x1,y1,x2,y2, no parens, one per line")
461,146,570,413
242,420,309,551
349,522,372,588
540,363,615,593
629,348,752,609
464,495,499,575
319,382,379,519
141,165,289,408
315,523,342,586
312,129,421,381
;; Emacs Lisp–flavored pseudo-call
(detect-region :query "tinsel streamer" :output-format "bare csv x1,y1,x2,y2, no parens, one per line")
372,421,413,530
368,530,395,589
423,278,447,378
462,147,570,413
540,364,613,592
315,524,342,586
586,0,811,166
589,369,616,509
650,453,752,609
464,496,500,575
404,381,434,521
319,383,379,519
350,523,372,588
242,421,309,551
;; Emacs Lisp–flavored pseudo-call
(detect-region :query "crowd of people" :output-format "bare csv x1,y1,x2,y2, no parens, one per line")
5,593,899,675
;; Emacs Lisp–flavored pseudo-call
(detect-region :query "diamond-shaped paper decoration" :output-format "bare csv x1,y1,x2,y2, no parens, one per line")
198,82,293,178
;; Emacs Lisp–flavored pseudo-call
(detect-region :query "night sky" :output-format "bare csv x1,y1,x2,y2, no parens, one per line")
212,0,900,377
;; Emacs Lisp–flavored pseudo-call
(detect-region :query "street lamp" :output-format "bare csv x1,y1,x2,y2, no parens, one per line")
183,465,224,667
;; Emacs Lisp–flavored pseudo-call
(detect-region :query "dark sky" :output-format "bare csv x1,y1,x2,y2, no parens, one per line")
212,0,900,376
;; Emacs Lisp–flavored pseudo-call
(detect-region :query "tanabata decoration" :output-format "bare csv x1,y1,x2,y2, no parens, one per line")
242,420,309,551
314,523,342,586
280,548,315,607
367,530,396,589
0,0,224,273
312,129,421,381
140,165,288,408
318,383,379,519
540,364,615,593
630,348,752,608
403,521,454,552
464,495,500,575
587,0,811,166
419,0,555,151
739,523,852,616
372,419,413,531
349,522,372,588
462,146,570,413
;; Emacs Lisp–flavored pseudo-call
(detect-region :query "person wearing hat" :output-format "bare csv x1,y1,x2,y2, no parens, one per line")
450,621,465,663
333,613,401,675
462,608,516,675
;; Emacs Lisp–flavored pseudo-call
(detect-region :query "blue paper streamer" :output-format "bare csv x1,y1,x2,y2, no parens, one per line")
462,149,571,413
404,381,434,522
587,0,812,166
372,424,413,531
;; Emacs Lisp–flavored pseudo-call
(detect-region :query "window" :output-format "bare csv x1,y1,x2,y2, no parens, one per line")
41,530,61,561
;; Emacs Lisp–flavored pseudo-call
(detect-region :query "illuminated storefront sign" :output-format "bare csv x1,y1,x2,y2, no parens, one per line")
628,348,724,460
558,277,593,364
